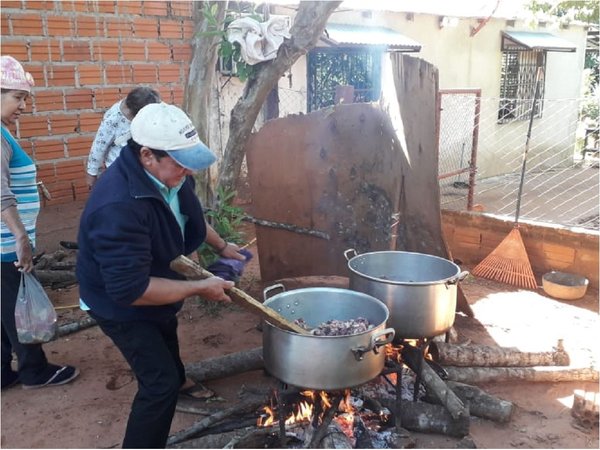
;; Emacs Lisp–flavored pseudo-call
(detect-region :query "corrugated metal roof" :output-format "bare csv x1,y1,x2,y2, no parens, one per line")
339,0,530,20
502,31,577,52
323,23,421,52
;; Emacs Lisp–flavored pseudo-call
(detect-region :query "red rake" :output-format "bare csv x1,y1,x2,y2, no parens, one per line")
472,227,537,290
472,65,544,291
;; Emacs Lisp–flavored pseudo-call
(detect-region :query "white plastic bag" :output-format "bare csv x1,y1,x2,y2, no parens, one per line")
14,272,58,344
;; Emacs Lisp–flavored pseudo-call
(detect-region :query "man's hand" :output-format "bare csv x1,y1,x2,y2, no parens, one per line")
195,277,235,303
219,242,247,261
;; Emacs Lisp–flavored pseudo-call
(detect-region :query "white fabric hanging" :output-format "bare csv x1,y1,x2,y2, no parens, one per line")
226,16,291,65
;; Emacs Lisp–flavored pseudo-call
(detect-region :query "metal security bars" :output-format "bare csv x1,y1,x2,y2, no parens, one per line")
498,50,546,123
307,47,383,112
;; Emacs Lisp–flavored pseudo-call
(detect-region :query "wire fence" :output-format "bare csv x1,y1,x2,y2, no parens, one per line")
277,88,599,231
278,86,308,116
439,93,599,231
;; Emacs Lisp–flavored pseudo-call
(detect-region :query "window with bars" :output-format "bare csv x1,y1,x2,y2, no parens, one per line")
497,50,546,123
307,47,383,112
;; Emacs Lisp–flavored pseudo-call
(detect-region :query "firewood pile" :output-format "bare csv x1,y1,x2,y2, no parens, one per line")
166,338,599,448
33,249,78,289
31,247,99,338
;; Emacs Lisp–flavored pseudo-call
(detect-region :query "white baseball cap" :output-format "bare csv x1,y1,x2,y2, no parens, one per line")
130,102,217,171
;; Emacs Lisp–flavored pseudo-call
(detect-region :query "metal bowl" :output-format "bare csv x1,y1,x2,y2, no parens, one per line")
542,271,589,300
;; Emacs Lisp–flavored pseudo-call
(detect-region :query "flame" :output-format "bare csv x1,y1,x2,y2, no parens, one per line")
292,401,314,424
257,389,354,428
256,387,396,447
257,401,315,427
319,391,332,409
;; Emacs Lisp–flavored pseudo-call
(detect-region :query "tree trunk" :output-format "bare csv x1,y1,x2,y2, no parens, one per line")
217,1,342,194
185,347,264,383
429,340,570,367
185,1,228,205
445,366,599,384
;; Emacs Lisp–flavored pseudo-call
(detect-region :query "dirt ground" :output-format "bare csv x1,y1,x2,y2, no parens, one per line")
0,199,598,449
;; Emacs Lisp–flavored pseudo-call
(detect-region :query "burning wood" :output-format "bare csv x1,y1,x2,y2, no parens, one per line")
179,339,589,448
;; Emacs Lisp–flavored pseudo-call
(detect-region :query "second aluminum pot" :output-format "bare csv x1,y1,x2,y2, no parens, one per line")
345,249,468,340
262,285,394,390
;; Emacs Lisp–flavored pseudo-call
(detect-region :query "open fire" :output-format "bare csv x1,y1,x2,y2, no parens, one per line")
168,338,564,448
253,346,424,448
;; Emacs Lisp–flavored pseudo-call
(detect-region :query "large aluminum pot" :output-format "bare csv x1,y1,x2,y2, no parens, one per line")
345,249,468,341
262,285,394,390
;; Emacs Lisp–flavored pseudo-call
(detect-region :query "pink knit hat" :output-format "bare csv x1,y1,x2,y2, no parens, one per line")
0,55,35,92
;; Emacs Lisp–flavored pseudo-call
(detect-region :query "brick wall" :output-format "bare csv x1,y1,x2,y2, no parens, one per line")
442,210,599,290
1,0,194,204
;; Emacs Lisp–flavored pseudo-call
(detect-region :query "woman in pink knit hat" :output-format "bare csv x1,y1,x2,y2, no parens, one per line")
1,55,79,389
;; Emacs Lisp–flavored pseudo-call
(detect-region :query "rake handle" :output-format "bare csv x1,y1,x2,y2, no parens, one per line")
515,66,544,225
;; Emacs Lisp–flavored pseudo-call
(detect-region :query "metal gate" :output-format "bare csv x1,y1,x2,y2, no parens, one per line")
437,89,481,211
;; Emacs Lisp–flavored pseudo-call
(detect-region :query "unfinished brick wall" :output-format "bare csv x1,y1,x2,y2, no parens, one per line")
442,210,599,290
1,0,194,204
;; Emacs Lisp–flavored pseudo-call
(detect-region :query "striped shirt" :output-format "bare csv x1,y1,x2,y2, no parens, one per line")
1,126,40,262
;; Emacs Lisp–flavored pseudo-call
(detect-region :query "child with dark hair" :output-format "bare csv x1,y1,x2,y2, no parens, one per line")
85,87,160,188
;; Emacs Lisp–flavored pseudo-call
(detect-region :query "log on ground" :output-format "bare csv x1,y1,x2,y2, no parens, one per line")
423,380,514,422
34,250,67,270
167,397,266,446
36,270,77,287
56,316,97,338
380,398,470,438
168,426,255,449
445,366,599,384
185,347,264,383
429,340,570,367
402,348,468,420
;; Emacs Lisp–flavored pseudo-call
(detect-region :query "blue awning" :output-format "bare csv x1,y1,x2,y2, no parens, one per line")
322,23,421,52
502,31,576,52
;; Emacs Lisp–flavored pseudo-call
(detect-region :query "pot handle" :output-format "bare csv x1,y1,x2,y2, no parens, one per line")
344,248,359,261
445,271,470,287
351,328,395,361
263,283,286,302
